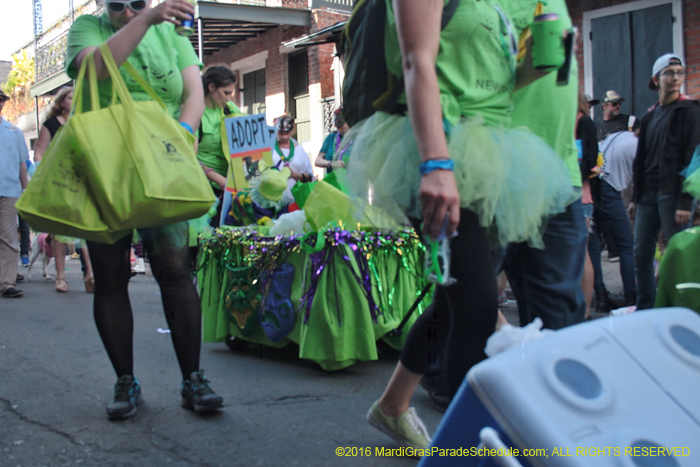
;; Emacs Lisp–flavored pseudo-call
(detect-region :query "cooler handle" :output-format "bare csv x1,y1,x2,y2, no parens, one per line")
479,427,524,467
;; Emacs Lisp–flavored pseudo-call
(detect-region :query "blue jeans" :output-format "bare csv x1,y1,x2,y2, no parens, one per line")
634,191,690,309
504,198,587,330
587,179,635,296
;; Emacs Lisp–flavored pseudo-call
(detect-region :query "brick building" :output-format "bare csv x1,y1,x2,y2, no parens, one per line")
194,0,351,161
566,0,698,123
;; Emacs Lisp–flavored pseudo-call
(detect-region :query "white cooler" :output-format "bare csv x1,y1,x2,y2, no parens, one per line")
419,308,700,467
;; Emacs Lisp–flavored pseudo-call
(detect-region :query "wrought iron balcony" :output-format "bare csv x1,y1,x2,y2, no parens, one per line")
311,0,352,11
34,7,104,83
35,30,69,82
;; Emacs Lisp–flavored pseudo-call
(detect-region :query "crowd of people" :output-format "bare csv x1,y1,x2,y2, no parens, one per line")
0,0,698,457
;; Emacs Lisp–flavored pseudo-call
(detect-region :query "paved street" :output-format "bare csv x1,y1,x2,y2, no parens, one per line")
1,255,625,467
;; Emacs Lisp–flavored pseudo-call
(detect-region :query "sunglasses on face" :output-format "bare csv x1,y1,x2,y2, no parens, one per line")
107,0,147,14
606,102,621,107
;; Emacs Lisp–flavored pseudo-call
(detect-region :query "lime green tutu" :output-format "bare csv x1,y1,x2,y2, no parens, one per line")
346,112,576,248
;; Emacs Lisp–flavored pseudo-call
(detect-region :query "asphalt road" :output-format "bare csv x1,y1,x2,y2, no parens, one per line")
1,255,626,467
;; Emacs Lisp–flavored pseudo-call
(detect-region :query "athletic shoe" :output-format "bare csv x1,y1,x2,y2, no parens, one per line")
21,256,29,267
16,273,24,282
133,258,146,274
181,370,223,412
367,400,431,450
497,289,509,308
107,375,143,420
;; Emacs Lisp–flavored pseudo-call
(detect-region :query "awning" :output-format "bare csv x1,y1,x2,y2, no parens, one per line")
283,21,346,49
30,71,72,98
192,1,311,56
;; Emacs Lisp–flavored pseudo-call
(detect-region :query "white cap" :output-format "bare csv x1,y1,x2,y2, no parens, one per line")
649,53,684,90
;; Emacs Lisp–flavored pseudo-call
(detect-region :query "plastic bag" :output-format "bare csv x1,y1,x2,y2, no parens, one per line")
269,210,309,236
484,317,554,357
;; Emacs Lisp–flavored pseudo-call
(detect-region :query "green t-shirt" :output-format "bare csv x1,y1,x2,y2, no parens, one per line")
510,0,581,188
65,14,201,119
384,0,537,127
197,102,244,177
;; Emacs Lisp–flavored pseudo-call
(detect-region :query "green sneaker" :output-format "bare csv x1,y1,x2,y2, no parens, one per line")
181,370,223,412
367,400,431,450
107,375,143,420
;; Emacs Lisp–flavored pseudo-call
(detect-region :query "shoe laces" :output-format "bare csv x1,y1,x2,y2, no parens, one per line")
405,408,430,438
188,370,214,395
114,376,135,402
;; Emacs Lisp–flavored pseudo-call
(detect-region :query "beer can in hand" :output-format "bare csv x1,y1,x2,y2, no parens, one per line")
175,0,195,37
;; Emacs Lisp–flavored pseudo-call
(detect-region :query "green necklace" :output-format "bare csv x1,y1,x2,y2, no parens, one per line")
274,140,295,163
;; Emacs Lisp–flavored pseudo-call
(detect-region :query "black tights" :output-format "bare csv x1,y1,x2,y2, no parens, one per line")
400,209,498,398
87,227,202,380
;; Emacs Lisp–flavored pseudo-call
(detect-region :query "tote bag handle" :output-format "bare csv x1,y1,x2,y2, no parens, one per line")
73,50,101,115
72,43,168,114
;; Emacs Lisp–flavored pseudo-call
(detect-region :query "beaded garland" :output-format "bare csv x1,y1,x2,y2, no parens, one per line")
198,226,430,326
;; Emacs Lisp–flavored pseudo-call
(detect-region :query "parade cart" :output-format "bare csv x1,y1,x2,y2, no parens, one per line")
197,226,432,371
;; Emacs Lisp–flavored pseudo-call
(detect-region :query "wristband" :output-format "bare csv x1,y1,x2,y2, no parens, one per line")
419,159,454,176
179,121,194,134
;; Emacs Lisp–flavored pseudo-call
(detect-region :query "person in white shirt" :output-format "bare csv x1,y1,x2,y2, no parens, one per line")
271,115,315,200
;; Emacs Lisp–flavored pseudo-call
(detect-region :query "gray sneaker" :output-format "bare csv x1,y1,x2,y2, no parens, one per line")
107,375,143,420
367,400,431,451
181,370,223,412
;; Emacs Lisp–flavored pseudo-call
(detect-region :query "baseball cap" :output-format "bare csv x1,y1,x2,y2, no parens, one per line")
584,94,600,106
603,90,624,104
648,53,684,90
0,89,9,102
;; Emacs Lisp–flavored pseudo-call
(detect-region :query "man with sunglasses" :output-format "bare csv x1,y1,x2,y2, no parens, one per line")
628,53,700,309
596,90,633,142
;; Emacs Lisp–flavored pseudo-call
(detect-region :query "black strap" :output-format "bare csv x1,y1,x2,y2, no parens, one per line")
380,0,460,115
441,0,460,29
387,282,433,337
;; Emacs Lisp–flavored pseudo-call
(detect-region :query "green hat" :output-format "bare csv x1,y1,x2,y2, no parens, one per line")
258,167,291,202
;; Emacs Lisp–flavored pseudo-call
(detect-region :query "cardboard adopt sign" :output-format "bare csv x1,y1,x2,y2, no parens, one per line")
223,113,276,191
220,113,276,225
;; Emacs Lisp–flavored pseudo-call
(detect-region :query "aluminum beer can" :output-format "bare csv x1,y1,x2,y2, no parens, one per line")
175,0,195,37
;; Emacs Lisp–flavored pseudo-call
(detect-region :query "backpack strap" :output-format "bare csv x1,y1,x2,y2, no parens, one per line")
441,0,460,29
376,0,461,114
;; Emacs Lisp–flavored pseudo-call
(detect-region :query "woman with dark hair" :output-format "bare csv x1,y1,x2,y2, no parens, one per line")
315,108,350,172
33,87,96,294
65,0,222,421
197,65,243,226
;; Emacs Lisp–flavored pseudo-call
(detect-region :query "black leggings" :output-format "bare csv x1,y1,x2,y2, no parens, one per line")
400,209,498,397
87,225,202,380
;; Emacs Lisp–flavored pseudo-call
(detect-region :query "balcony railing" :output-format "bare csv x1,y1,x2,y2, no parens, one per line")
312,0,352,11
35,30,69,82
34,7,104,83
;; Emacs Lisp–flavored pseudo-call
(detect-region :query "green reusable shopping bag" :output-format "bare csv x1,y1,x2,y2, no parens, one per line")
73,44,215,231
15,98,129,244
290,180,317,208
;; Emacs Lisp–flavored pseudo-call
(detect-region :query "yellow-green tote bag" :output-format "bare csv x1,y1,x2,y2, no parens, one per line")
73,44,215,231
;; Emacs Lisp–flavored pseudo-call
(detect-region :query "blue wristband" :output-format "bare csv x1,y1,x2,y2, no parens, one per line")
419,159,454,176
179,121,194,134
